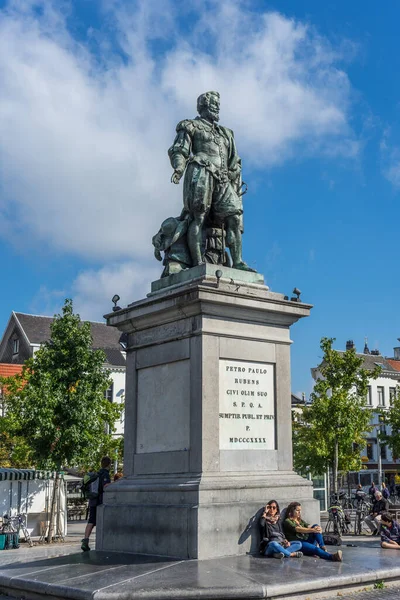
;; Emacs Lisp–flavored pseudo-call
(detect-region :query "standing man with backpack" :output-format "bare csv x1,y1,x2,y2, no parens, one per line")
81,456,111,552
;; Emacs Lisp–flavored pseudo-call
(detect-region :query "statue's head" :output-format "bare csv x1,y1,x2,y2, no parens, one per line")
197,91,220,122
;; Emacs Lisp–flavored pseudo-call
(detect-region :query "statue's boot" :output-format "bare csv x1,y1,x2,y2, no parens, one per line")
232,261,257,273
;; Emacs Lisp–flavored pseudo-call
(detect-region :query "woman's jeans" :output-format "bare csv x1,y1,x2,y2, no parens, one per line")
264,540,302,557
299,525,332,560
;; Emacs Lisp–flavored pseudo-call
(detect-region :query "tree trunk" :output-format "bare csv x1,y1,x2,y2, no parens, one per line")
333,438,339,497
47,473,59,543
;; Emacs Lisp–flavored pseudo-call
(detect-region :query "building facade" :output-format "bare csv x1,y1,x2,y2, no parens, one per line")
0,312,126,438
311,340,400,480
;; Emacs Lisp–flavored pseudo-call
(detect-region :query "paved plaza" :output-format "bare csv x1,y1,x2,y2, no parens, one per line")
0,533,399,600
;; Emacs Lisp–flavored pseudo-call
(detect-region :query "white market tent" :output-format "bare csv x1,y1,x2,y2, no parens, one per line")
0,469,67,539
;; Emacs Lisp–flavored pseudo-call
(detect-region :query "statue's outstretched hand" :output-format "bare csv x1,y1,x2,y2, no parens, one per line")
171,170,183,184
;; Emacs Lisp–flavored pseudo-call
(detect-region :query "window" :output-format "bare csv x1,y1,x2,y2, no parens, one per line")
367,443,374,460
381,445,387,460
390,387,397,405
104,383,114,402
12,339,19,355
366,386,372,406
377,386,385,406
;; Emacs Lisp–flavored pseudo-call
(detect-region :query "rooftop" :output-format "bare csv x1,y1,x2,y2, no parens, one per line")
0,363,23,378
14,312,123,349
386,358,400,372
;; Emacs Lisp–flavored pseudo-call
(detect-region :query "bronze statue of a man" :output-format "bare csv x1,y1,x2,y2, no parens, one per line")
168,91,254,271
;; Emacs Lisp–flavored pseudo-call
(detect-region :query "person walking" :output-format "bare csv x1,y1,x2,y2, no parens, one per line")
369,482,377,503
354,484,366,508
382,482,390,501
81,456,111,552
259,500,303,559
283,502,342,562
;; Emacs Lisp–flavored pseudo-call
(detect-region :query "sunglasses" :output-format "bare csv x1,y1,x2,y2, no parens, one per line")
268,505,278,510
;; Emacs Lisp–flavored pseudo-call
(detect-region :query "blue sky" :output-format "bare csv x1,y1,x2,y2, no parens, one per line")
0,0,399,397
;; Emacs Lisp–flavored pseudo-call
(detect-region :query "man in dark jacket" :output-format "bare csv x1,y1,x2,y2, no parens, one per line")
364,491,389,535
81,456,111,552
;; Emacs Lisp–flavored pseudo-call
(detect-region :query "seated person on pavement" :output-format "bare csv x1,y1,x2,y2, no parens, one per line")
259,500,303,559
283,502,342,562
380,512,400,550
364,491,389,535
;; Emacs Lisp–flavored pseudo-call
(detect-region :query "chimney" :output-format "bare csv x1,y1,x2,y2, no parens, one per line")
364,337,370,354
346,340,355,351
395,339,400,360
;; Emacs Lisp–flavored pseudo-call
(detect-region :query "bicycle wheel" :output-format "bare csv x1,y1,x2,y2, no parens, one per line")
354,512,362,535
325,519,334,533
342,516,351,535
332,517,340,536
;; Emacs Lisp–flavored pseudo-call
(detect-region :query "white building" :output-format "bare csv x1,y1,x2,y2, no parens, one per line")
311,340,400,479
0,312,126,439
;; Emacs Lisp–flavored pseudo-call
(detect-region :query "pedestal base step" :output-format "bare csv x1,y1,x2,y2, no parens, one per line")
0,544,399,600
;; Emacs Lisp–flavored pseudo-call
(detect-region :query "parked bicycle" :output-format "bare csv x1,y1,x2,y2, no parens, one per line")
1,514,33,547
325,503,351,536
329,492,354,510
353,498,371,536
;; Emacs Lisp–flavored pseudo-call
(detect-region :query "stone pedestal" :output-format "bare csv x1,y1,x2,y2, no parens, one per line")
97,265,319,559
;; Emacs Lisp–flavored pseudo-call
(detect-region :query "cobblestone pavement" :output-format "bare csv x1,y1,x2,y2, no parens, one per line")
327,587,400,599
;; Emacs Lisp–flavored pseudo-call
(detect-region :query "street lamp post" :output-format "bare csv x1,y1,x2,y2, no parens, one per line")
114,447,118,475
377,431,382,487
376,414,385,487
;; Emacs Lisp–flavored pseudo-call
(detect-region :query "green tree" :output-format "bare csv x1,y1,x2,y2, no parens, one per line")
0,378,34,467
293,337,381,495
380,387,400,460
5,299,121,469
3,299,122,539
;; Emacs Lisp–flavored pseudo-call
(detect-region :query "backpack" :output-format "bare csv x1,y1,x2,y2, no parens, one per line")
323,533,342,546
81,471,101,500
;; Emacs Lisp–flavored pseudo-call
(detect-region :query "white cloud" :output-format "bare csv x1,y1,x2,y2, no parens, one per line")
0,0,357,316
72,261,160,321
29,285,67,318
385,158,400,188
28,262,160,321
380,128,400,188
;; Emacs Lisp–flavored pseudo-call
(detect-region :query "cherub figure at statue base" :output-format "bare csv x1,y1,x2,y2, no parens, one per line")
152,215,191,278
152,215,233,278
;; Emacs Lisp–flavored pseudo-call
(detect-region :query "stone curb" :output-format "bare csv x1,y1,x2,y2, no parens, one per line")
0,547,400,600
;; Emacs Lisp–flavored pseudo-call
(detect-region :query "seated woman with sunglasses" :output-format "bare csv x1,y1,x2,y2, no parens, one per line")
259,500,303,558
283,502,342,562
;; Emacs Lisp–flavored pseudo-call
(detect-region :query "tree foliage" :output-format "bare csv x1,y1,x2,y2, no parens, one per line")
0,299,122,470
381,387,400,460
293,337,381,492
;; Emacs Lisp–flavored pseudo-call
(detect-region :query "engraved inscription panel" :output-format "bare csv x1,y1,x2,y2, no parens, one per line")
219,359,275,450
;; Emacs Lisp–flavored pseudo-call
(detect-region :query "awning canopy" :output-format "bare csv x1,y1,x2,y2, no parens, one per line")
0,469,59,481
